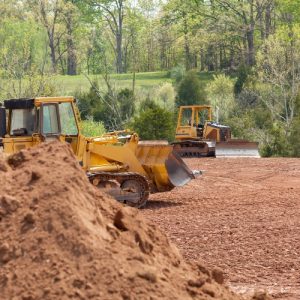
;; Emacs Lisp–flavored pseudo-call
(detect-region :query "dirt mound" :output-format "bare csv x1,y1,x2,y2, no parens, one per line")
0,142,243,300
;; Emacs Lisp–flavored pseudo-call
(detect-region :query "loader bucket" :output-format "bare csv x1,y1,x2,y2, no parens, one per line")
216,140,260,157
165,151,195,187
136,142,195,192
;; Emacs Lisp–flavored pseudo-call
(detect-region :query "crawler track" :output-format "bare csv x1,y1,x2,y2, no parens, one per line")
88,172,150,208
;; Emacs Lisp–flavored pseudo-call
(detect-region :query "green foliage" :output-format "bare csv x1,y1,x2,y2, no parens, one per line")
256,26,300,138
176,71,207,107
289,117,300,157
138,97,159,112
260,124,290,157
0,18,55,99
131,101,174,141
76,83,99,120
206,74,235,122
155,82,176,110
118,88,135,120
277,0,300,22
236,89,259,109
234,65,251,95
170,65,186,83
76,82,135,131
224,110,257,140
81,118,106,137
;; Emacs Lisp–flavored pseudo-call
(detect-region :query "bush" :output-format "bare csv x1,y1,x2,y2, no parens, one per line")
81,118,106,137
131,102,174,141
234,65,251,95
260,124,290,157
138,97,159,112
289,117,300,157
76,84,99,120
176,71,207,107
155,82,176,110
236,89,259,109
170,64,186,83
117,88,135,120
206,74,235,122
76,84,135,131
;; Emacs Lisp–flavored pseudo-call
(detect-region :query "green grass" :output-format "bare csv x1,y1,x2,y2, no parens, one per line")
0,70,215,102
52,71,215,95
196,71,215,83
53,71,172,95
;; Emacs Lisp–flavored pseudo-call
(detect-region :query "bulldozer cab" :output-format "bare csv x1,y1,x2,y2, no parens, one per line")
176,105,212,140
1,97,81,154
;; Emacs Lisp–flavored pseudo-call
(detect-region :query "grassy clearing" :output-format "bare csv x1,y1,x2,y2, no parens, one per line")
53,71,215,95
53,71,171,95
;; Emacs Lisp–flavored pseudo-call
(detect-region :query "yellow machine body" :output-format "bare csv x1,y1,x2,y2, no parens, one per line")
173,105,259,157
0,97,195,207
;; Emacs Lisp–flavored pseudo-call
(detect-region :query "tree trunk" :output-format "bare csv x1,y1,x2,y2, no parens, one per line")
49,34,57,73
116,31,123,73
246,0,255,66
183,13,191,71
246,24,255,66
265,2,272,39
116,1,124,74
66,12,77,75
200,49,205,71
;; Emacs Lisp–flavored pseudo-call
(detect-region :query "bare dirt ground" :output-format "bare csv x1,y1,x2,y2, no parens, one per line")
142,158,300,300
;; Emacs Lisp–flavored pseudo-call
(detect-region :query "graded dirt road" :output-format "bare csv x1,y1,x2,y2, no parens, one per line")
142,158,300,300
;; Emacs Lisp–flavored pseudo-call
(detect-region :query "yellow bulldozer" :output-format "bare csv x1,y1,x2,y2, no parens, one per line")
172,105,260,157
0,97,197,207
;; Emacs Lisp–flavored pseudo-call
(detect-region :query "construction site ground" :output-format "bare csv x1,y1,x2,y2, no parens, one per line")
142,157,300,300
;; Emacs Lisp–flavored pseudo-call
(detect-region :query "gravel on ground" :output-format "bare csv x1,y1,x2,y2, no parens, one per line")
142,157,300,300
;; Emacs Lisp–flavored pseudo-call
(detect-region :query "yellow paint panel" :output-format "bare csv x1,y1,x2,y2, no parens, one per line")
35,96,74,106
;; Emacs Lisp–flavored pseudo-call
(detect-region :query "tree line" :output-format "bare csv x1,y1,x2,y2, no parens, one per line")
0,0,300,156
1,0,298,76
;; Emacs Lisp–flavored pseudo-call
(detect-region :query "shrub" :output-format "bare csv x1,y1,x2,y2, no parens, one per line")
81,118,106,137
176,71,207,107
170,64,186,83
206,74,235,122
156,82,176,110
234,65,251,95
117,88,135,120
76,84,135,131
236,89,259,109
131,102,174,141
289,116,300,157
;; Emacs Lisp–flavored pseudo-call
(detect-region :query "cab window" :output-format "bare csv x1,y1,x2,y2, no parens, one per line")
180,108,192,126
10,109,35,135
59,102,78,135
42,104,60,134
197,109,209,125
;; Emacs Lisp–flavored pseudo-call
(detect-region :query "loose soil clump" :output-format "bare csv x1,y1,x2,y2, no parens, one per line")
0,142,244,300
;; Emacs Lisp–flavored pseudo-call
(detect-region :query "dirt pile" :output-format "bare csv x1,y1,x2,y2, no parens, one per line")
0,142,243,300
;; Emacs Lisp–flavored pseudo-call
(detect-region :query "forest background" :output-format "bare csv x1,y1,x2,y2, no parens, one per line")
1,0,300,156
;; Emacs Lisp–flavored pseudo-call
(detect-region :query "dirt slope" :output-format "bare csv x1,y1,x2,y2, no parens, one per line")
0,142,245,300
143,157,300,300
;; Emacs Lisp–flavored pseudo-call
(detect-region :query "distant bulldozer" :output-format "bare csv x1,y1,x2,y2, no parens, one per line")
0,97,197,207
172,105,260,158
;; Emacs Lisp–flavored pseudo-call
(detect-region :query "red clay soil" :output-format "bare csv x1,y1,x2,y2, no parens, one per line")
142,157,300,300
0,142,248,300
